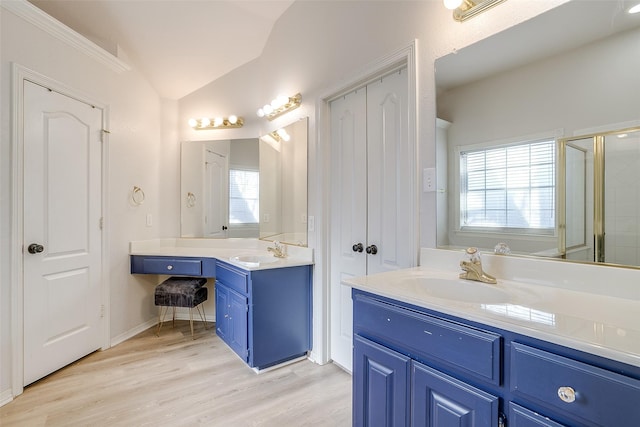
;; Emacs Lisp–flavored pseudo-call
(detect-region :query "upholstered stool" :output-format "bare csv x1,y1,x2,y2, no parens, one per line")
154,277,208,339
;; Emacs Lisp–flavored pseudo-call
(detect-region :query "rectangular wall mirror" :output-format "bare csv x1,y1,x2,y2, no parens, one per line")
435,0,640,268
180,117,308,247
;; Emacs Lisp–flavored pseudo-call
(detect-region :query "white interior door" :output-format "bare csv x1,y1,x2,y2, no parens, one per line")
329,68,414,371
366,69,413,275
330,88,367,371
204,147,229,238
23,80,103,385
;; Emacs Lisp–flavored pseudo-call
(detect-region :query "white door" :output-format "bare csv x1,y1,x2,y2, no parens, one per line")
330,88,368,370
204,147,229,238
366,70,413,275
23,80,103,386
329,68,414,371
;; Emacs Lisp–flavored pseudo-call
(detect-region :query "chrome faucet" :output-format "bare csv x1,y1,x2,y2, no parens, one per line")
268,241,287,258
459,247,497,284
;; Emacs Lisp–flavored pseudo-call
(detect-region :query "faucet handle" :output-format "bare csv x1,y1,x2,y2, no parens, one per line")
465,247,481,263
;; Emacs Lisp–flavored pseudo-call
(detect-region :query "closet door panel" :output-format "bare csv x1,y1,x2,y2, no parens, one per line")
366,69,413,275
330,88,368,370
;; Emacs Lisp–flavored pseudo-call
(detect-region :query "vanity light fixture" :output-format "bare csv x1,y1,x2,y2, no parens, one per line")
188,115,244,130
256,93,301,121
445,0,507,22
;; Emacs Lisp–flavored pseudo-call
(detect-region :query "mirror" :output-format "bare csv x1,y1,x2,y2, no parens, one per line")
436,0,640,267
180,118,308,246
259,117,308,246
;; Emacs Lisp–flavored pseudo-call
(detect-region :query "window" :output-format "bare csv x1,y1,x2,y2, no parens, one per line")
460,139,555,234
229,169,259,224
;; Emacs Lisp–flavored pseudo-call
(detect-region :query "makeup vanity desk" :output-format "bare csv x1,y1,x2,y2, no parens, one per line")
130,238,313,371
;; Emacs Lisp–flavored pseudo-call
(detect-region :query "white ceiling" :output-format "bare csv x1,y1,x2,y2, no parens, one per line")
28,0,295,99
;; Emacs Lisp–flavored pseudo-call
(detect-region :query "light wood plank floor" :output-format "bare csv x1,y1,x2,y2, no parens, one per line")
0,322,352,426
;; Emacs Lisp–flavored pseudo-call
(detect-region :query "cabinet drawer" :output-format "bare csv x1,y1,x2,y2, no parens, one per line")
511,343,640,426
142,257,202,276
353,292,501,385
508,403,566,427
215,261,248,294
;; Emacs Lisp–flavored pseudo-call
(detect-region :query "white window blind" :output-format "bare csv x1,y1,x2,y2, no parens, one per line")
229,169,259,224
460,139,555,233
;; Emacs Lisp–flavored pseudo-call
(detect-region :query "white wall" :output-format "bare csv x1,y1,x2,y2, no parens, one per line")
0,4,167,397
1,0,568,402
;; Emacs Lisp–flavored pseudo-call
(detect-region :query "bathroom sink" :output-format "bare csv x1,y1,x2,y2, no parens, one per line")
230,254,279,267
399,277,510,303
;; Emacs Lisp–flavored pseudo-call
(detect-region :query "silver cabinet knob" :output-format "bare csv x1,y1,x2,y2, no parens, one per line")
167,265,173,270
558,386,576,403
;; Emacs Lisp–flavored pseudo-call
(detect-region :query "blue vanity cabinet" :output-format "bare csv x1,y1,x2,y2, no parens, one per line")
353,290,500,427
352,289,640,427
215,260,312,370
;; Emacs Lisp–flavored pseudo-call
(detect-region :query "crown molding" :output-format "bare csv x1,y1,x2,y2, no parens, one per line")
1,0,131,73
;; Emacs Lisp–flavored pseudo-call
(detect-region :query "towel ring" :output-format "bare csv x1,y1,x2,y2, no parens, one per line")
132,186,145,206
186,192,197,208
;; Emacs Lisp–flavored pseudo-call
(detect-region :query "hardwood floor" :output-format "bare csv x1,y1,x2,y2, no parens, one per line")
0,322,352,426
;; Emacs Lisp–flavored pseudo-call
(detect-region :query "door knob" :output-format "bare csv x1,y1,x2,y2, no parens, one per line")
352,243,364,253
27,243,44,254
222,225,228,231
366,245,378,255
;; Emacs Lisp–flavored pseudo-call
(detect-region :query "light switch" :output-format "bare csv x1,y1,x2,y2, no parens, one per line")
146,213,153,227
423,168,436,192
308,216,315,232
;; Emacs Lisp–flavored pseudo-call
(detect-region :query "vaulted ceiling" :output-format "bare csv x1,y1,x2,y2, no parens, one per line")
28,0,295,99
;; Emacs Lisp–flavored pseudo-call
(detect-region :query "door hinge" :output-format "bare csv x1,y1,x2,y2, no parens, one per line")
100,304,105,318
99,217,104,230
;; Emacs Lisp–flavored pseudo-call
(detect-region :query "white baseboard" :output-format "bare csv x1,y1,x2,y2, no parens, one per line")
109,318,156,347
0,388,14,407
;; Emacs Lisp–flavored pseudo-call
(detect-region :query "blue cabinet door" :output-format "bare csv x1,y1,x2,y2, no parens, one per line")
412,360,498,427
215,282,248,361
215,284,228,341
227,287,248,361
353,335,410,427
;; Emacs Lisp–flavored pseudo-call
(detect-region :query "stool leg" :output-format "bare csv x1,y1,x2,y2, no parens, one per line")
189,307,194,339
156,306,168,337
172,307,176,328
196,304,207,330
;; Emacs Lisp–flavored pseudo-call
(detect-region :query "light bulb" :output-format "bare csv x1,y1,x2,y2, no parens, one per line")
263,104,274,115
188,118,197,128
444,0,463,10
228,115,238,124
277,95,289,107
257,108,265,118
200,117,211,128
213,117,224,127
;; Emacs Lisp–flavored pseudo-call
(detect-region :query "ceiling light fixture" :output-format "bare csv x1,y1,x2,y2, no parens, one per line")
629,3,640,14
256,93,302,121
445,0,507,22
188,116,244,130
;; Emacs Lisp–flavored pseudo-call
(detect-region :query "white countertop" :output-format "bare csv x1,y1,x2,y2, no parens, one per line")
343,248,640,368
129,238,313,271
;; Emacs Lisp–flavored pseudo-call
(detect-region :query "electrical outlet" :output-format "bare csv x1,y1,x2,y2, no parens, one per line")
308,216,315,232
